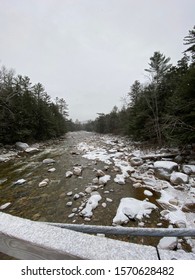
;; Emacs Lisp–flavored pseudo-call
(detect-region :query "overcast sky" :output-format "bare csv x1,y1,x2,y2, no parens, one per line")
0,0,194,121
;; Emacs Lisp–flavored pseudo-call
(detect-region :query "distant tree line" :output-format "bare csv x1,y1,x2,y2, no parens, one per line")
0,67,68,144
83,26,195,146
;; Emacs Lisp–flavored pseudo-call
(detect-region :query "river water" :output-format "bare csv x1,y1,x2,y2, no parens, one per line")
1,131,188,259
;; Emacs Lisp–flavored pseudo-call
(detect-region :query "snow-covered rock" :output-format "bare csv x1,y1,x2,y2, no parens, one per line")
25,147,39,154
66,201,73,206
42,158,55,164
99,175,111,185
160,209,187,228
73,193,80,200
14,179,26,185
80,191,102,217
113,197,157,225
0,202,11,210
15,142,29,151
39,178,49,187
48,167,56,172
182,198,195,213
133,182,142,188
182,165,195,175
73,167,82,176
67,191,73,196
158,237,178,250
142,177,156,187
85,186,96,194
170,172,189,185
130,157,143,166
154,161,178,180
96,169,105,177
66,171,73,178
114,174,125,185
144,190,153,197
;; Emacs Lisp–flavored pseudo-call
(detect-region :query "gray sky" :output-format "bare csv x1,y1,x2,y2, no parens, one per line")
0,0,194,121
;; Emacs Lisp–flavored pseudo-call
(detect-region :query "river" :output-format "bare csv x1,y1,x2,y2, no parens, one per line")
0,131,194,258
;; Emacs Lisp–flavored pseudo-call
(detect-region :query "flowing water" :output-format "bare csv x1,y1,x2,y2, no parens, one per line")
0,131,179,259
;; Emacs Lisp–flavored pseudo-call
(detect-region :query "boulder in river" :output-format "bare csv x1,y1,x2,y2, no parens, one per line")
154,161,178,180
38,178,49,187
182,165,195,175
66,171,73,178
0,202,11,210
42,158,55,164
14,179,26,185
170,172,189,185
158,236,178,250
80,191,102,218
130,157,143,166
73,167,82,176
15,142,29,151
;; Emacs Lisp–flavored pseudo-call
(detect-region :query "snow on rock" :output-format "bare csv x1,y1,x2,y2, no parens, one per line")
142,177,156,187
82,147,112,165
182,165,195,175
130,157,143,166
160,209,187,228
98,175,111,185
67,191,73,196
182,198,195,213
66,201,73,206
144,190,153,197
112,197,157,225
73,194,80,200
66,171,73,178
48,167,56,172
170,172,189,185
14,179,26,185
154,161,178,180
25,147,39,154
73,167,82,176
158,236,178,250
15,142,29,151
80,191,102,218
114,174,126,185
114,159,135,176
39,178,49,187
96,169,105,177
0,202,11,210
85,186,97,194
42,158,55,164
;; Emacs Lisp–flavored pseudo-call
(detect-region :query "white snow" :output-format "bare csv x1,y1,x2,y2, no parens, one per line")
154,161,178,170
113,197,157,225
170,172,189,185
144,190,153,197
0,202,11,210
99,175,111,185
114,174,126,185
14,179,26,185
80,192,102,218
158,236,178,250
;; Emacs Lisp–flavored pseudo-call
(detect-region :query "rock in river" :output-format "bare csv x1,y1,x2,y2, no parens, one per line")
154,161,178,180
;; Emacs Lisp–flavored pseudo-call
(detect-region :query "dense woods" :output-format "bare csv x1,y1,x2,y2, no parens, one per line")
0,68,68,144
84,26,195,146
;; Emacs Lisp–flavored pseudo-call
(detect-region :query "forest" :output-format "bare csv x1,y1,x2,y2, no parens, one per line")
0,67,68,144
83,26,195,146
0,26,194,146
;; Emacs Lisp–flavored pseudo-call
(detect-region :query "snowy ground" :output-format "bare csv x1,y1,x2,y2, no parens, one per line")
76,133,195,252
